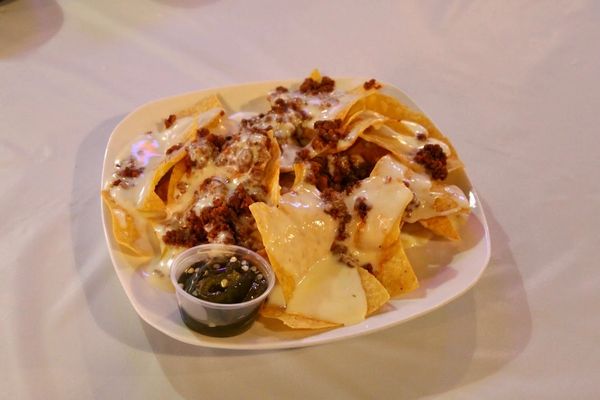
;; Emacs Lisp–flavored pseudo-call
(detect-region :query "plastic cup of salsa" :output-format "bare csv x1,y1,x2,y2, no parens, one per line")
170,244,275,337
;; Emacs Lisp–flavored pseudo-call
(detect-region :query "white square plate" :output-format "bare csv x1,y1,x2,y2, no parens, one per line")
101,78,491,350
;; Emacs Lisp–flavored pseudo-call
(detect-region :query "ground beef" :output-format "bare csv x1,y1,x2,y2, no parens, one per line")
164,114,176,129
311,119,346,152
186,128,230,169
112,157,144,186
165,143,182,155
321,188,352,241
330,241,359,268
162,184,264,253
299,76,335,95
197,128,228,151
363,79,382,90
306,152,372,193
163,212,208,248
354,197,371,222
414,144,448,180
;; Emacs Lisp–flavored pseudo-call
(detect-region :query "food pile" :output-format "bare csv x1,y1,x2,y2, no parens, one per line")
102,71,470,329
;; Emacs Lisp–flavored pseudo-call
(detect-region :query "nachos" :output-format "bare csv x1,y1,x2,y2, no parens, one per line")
102,71,470,329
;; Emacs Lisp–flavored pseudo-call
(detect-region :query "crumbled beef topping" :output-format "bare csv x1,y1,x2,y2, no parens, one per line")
163,185,264,252
416,133,427,141
414,144,448,180
163,212,208,248
311,119,346,151
186,128,231,169
164,114,176,129
306,152,372,193
330,241,359,268
354,197,371,222
274,86,289,93
165,143,183,155
216,131,272,176
299,76,336,95
240,118,273,135
265,96,309,124
363,79,382,90
197,128,228,151
112,158,144,186
322,188,352,241
297,148,311,161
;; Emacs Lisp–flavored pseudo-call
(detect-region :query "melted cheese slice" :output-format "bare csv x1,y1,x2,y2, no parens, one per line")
286,254,366,325
251,184,368,325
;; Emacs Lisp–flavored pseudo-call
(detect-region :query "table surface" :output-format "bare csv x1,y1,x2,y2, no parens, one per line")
2,1,599,398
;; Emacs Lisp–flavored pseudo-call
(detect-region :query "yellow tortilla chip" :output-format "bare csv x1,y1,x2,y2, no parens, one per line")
249,202,311,302
166,158,188,205
357,267,390,315
377,239,419,297
174,94,224,119
349,92,463,170
139,97,225,214
137,149,188,215
264,130,282,205
419,216,460,241
260,306,339,329
329,110,386,153
101,190,153,257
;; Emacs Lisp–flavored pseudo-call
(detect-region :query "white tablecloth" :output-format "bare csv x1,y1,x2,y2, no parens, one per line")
2,1,599,398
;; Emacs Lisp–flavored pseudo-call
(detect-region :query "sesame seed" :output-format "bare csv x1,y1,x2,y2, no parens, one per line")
256,274,263,280
242,265,249,272
186,267,194,273
230,256,237,262
221,279,229,288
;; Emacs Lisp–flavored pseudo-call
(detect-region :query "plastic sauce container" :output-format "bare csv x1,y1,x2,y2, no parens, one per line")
170,244,275,337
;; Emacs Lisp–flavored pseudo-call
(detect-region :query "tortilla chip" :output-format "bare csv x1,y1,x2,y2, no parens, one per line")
101,190,153,257
174,94,224,119
249,202,304,302
350,93,463,171
261,306,339,329
166,158,188,205
264,130,282,205
137,149,188,215
332,110,386,153
419,216,460,241
377,239,419,296
358,267,390,315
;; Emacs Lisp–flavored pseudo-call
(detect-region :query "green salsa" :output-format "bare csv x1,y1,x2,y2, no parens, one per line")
177,255,268,304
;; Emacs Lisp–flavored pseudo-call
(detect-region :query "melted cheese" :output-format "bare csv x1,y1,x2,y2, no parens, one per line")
286,254,366,325
375,124,452,157
343,176,413,267
371,155,469,223
267,185,336,284
109,116,195,211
